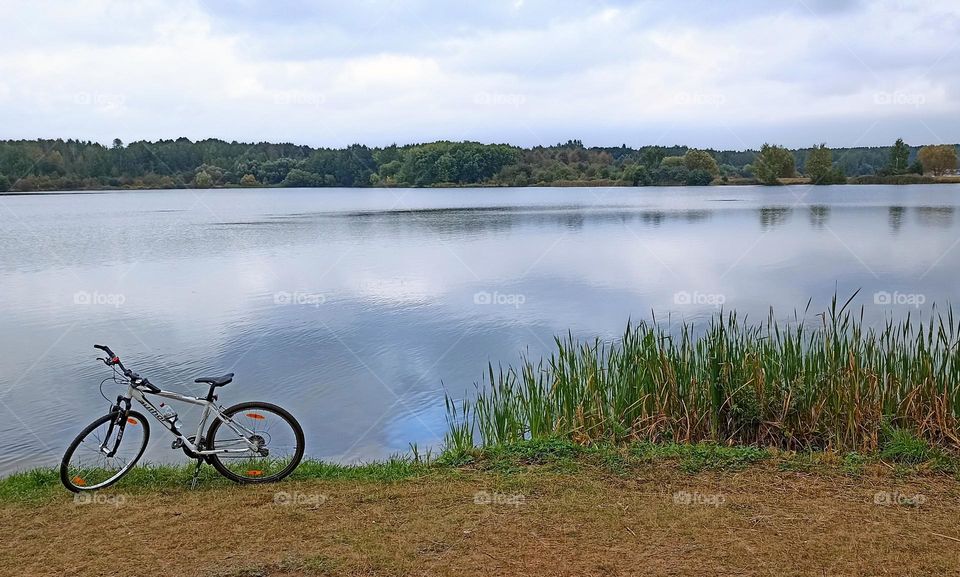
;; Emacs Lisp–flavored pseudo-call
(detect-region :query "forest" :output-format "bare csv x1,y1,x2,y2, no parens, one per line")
0,137,956,192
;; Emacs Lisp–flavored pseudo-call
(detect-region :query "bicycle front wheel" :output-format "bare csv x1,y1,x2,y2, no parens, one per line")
205,402,304,483
60,410,150,492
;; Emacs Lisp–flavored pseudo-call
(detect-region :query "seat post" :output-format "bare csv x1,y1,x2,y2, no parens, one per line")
206,385,217,402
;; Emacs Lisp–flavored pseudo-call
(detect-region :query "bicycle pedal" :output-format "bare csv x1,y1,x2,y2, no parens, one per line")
171,438,184,450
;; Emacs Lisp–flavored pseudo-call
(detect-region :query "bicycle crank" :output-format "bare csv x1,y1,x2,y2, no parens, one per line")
172,436,204,459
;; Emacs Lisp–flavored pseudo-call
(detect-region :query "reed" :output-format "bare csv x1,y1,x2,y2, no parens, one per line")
445,293,960,454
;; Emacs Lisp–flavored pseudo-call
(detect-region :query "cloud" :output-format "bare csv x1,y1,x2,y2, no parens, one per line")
0,0,958,148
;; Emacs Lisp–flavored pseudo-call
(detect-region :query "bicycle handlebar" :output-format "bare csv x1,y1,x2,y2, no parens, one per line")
93,344,160,393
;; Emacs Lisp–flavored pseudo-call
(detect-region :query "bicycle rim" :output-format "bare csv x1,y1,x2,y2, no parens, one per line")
62,411,149,491
207,402,303,482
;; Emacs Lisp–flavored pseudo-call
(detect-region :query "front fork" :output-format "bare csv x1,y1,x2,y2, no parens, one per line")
99,396,131,458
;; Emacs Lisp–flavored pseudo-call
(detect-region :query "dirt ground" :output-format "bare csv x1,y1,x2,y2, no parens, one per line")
3,466,959,577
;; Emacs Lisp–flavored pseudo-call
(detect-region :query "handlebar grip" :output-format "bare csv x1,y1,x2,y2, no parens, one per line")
93,345,117,359
94,344,121,367
94,344,115,357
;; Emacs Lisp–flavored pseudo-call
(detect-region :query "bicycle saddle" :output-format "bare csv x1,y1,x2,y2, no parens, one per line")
194,373,234,387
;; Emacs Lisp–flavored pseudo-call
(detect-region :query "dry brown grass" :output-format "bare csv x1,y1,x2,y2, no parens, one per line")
3,463,960,577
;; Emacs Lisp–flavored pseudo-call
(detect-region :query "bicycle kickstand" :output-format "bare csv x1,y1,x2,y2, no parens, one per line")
190,458,203,489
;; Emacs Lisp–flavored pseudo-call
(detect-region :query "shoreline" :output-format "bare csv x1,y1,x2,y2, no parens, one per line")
4,177,960,195
4,440,958,501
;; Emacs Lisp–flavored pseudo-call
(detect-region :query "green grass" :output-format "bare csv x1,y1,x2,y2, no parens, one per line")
631,442,770,472
2,438,958,503
0,456,435,503
446,294,960,455
880,425,935,464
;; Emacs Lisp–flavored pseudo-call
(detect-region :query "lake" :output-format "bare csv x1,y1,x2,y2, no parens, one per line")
1,185,958,474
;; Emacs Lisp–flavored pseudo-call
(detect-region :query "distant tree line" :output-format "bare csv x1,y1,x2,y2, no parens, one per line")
0,137,956,192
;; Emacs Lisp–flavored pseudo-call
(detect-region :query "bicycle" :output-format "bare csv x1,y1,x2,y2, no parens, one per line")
61,344,305,492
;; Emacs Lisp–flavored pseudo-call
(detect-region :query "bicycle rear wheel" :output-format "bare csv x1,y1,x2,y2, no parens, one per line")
205,402,304,483
61,410,150,492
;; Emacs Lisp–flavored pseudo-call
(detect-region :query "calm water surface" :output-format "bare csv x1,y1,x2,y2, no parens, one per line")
1,185,959,474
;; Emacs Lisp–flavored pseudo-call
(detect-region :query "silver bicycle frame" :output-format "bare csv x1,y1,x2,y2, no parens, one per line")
127,384,261,456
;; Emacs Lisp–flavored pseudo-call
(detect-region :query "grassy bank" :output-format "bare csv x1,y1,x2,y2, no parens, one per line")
0,456,432,503
446,295,960,456
6,427,960,576
3,437,958,504
5,439,960,576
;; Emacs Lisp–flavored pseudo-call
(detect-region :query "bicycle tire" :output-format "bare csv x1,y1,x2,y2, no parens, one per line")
205,401,304,484
60,410,150,492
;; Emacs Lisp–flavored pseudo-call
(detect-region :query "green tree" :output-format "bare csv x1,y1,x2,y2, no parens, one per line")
195,163,224,184
239,173,258,186
112,138,123,149
37,150,66,175
660,155,686,169
641,146,666,168
0,174,9,192
435,153,457,183
804,143,844,184
662,165,690,184
888,138,910,175
193,170,213,188
718,164,739,178
282,168,324,187
686,169,714,186
622,164,651,186
378,160,402,178
917,145,958,176
235,159,261,180
754,143,796,185
683,149,719,176
259,158,298,185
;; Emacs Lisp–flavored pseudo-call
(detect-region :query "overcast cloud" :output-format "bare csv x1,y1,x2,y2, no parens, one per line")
1,0,958,149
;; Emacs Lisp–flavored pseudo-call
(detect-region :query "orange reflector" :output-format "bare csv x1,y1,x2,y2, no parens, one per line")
246,470,263,476
72,476,86,486
245,413,266,420
127,417,139,425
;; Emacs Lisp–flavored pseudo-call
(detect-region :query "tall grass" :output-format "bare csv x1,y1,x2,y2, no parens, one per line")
446,294,960,454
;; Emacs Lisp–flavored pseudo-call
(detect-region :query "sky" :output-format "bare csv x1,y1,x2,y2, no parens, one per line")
1,0,959,150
